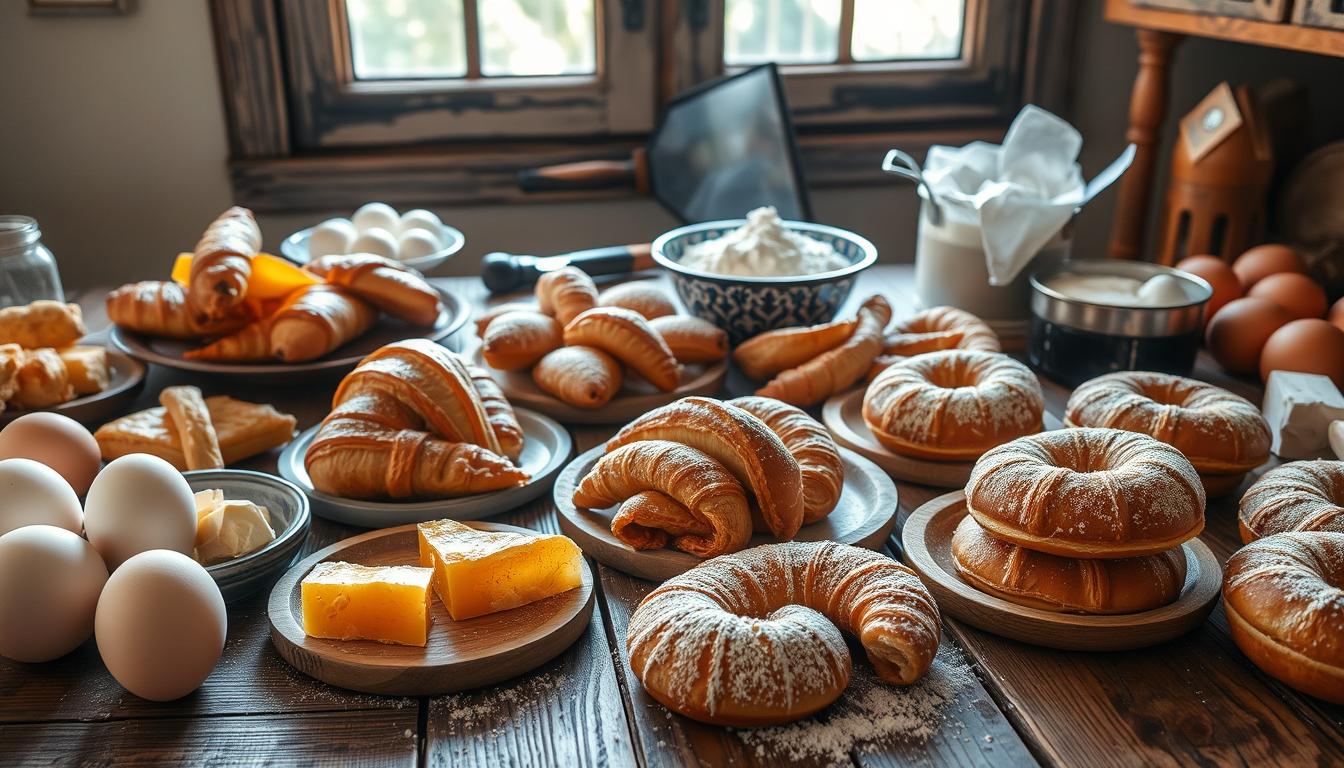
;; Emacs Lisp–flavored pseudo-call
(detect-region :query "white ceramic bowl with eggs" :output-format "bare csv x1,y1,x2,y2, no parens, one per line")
282,202,465,273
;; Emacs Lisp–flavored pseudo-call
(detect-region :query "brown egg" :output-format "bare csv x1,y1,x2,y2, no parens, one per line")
1247,272,1327,320
1260,319,1344,388
1206,297,1293,374
0,413,101,496
1232,244,1307,290
1175,255,1242,326
1329,297,1344,333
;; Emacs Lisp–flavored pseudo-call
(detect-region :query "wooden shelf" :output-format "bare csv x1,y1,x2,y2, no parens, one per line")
1106,0,1344,57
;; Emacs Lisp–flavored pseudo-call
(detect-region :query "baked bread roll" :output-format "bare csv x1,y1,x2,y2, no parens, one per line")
305,253,442,326
605,397,803,540
475,302,536,336
564,307,679,392
757,295,891,406
598,281,677,320
951,515,1186,614
0,301,85,348
1222,531,1344,704
187,206,262,321
627,541,941,726
966,428,1206,559
733,315,858,381
535,266,598,325
107,281,253,340
481,311,562,371
729,396,844,523
532,346,623,409
1238,460,1344,542
573,439,752,558
648,315,728,364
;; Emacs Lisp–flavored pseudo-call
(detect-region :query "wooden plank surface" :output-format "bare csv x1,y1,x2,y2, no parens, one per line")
4,269,1340,767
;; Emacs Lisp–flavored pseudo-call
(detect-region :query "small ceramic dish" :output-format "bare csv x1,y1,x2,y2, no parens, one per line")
185,469,311,604
652,219,878,344
280,223,466,274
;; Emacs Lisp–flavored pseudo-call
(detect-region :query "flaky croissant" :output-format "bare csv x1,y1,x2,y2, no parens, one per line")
729,396,844,524
467,363,525,463
108,281,255,340
611,491,709,551
733,316,858,381
305,254,442,326
535,266,598,325
757,295,892,406
564,307,680,392
188,206,262,322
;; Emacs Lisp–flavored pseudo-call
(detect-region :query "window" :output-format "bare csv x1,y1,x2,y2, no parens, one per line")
723,0,965,66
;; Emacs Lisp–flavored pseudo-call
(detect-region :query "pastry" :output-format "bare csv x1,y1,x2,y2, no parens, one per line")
305,254,443,326
270,285,378,363
535,266,598,325
107,281,253,340
598,281,677,320
532,346,623,409
1238,460,1344,542
951,515,1187,614
886,306,1000,354
729,396,844,523
0,301,85,348
564,307,680,392
481,311,563,371
868,327,969,379
187,206,262,321
1222,531,1344,704
1066,371,1271,497
467,364,525,463
610,491,709,551
475,302,536,336
605,397,803,540
648,315,728,364
57,346,109,396
159,386,224,470
573,439,752,558
757,295,891,406
627,541,941,726
0,344,20,407
733,316,858,381
182,315,273,362
966,428,1206,558
11,349,72,409
863,350,1044,461
95,396,296,470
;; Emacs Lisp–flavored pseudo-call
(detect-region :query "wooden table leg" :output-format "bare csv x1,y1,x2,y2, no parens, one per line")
1108,28,1184,261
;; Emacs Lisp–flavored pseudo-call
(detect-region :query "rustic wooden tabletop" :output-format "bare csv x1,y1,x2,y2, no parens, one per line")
3,265,1341,767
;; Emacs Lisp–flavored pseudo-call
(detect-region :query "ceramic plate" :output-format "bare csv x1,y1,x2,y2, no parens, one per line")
108,286,468,377
186,469,311,604
277,407,572,527
280,223,465,274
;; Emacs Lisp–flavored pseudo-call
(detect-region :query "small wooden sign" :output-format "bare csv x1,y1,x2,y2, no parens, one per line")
1179,82,1244,165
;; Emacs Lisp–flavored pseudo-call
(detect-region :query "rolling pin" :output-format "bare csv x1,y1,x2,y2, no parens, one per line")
481,243,654,294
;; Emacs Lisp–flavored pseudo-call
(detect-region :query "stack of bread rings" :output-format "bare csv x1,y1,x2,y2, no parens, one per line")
954,427,1206,614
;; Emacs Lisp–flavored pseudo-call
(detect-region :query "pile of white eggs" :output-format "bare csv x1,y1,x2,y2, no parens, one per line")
308,202,448,262
0,413,226,702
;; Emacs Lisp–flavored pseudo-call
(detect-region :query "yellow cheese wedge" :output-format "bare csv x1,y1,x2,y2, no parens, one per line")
417,519,583,621
170,252,193,286
301,561,433,647
170,252,317,300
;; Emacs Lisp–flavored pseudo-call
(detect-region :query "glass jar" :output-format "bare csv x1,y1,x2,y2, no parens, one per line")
0,216,63,307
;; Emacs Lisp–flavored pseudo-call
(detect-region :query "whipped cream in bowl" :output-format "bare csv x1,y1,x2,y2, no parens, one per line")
677,207,851,278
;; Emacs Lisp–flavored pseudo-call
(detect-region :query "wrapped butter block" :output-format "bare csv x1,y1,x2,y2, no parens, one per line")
1262,371,1344,458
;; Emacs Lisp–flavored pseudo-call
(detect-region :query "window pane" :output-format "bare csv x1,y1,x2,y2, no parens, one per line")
724,0,841,66
347,0,467,79
479,0,596,77
851,0,964,61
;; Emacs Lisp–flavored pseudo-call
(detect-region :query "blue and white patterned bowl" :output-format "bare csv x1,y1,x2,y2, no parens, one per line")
652,219,878,344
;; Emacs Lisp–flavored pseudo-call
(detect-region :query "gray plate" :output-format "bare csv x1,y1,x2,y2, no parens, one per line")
281,222,465,274
108,286,469,377
186,469,311,605
276,407,572,527
0,347,146,426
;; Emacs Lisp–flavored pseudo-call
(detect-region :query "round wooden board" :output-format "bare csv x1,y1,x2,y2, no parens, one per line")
277,407,572,527
267,521,594,696
0,347,145,426
822,388,1064,489
108,286,468,377
901,491,1222,652
553,444,898,582
468,345,727,426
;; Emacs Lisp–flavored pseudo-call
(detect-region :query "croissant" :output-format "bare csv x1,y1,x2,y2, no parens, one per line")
606,397,803,540
481,311,563,371
467,364,525,463
535,266,598,325
182,315,272,362
533,346,623,409
757,295,892,406
108,281,253,340
270,285,378,363
611,491,709,551
564,307,680,392
648,315,728,364
305,254,442,326
573,439,752,558
598,282,677,321
475,302,536,336
730,396,844,523
188,206,262,321
733,316,858,381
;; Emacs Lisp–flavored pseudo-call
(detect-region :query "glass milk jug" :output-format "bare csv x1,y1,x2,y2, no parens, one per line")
0,216,63,307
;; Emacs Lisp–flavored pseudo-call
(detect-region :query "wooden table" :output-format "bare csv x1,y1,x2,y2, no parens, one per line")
3,266,1341,767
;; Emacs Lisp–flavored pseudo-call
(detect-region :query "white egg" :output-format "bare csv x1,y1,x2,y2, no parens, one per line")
0,525,108,662
83,454,195,570
349,227,399,260
397,228,442,262
398,209,443,237
307,217,356,259
95,549,226,701
352,202,400,233
0,458,82,537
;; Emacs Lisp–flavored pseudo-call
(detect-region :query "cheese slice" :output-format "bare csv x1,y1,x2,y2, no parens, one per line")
1262,370,1344,458
301,561,433,647
417,519,583,621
